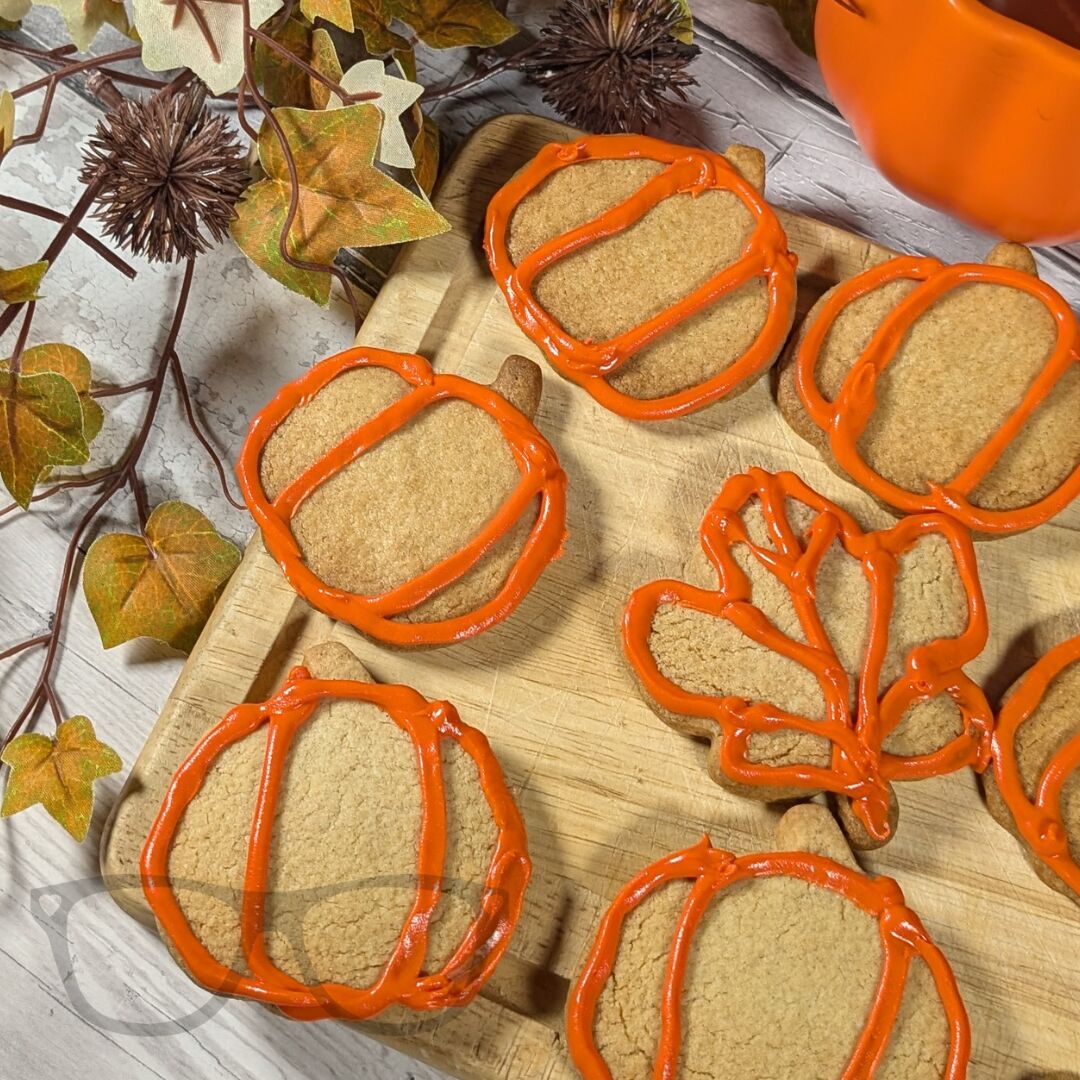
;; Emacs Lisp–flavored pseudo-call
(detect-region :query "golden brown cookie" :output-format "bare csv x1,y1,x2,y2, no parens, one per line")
485,134,798,421
774,242,1080,536
140,641,530,1021
984,634,1080,905
237,347,567,647
622,468,993,849
567,804,970,1080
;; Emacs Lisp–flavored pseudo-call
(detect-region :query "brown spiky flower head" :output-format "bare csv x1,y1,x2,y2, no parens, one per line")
80,83,249,264
521,0,700,133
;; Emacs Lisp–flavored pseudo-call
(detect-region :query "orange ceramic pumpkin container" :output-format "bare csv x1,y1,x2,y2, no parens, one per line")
815,0,1080,243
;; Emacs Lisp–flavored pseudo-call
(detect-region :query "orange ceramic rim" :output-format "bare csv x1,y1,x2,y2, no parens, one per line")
623,468,993,843
991,635,1080,896
794,256,1080,534
485,134,799,421
236,347,568,647
141,666,531,1021
567,836,971,1079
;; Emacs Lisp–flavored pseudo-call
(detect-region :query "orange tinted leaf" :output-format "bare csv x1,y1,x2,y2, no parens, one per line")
309,27,344,110
412,111,440,195
83,501,241,652
301,0,353,29
0,89,14,153
231,104,450,303
1,717,121,842
387,0,516,47
20,343,104,443
0,362,88,509
350,0,409,53
253,14,315,108
0,261,48,304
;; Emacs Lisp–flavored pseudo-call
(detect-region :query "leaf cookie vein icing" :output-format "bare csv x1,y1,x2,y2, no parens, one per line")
623,468,993,844
485,134,798,421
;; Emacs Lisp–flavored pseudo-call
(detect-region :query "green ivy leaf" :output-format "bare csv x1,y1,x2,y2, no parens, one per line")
350,0,410,54
19,343,104,444
83,501,241,653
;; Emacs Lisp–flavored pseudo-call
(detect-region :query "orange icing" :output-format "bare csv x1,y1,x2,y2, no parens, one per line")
622,468,993,842
566,836,971,1079
484,134,798,422
991,634,1080,896
236,347,567,647
141,665,531,1021
794,255,1080,534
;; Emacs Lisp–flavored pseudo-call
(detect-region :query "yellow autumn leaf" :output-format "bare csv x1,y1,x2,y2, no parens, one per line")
0,261,48,304
1,717,122,842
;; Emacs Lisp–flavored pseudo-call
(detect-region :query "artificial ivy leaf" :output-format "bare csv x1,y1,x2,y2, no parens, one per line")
83,501,241,653
309,27,345,110
0,362,88,509
42,0,130,52
20,343,104,444
231,103,450,304
673,0,694,44
350,0,410,54
1,717,122,842
0,87,15,153
386,0,515,48
749,0,816,55
0,261,48,304
253,13,315,108
301,0,353,31
133,0,284,95
412,112,439,195
387,0,516,48
0,0,31,25
329,60,424,169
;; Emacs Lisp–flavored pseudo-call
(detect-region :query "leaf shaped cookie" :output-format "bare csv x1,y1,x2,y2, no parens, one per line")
984,634,1080,905
486,134,798,421
568,804,970,1080
622,468,993,847
776,242,1080,535
141,641,530,1020
237,348,567,648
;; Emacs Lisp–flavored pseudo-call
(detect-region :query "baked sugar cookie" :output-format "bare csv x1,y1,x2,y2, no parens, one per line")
622,468,993,848
775,242,1080,535
140,641,530,1020
567,804,970,1080
237,347,567,647
485,134,798,421
984,634,1080,904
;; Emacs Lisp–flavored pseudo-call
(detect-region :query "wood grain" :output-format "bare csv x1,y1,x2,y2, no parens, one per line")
101,113,1080,1080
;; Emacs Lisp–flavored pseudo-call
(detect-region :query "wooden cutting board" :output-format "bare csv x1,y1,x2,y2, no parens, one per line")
100,113,1080,1080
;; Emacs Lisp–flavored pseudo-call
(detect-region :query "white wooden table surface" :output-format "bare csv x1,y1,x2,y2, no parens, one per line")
1,4,1078,1079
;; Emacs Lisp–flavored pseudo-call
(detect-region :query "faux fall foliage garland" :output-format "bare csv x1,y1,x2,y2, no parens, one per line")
0,0,707,842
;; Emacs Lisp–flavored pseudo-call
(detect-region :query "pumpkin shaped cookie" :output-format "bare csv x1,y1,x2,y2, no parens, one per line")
237,347,567,647
140,641,530,1020
485,134,798,421
775,242,1080,535
984,634,1080,905
622,468,993,848
568,804,970,1080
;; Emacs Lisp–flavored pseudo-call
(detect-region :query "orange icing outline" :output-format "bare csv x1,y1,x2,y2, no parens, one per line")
484,134,799,422
566,836,971,1079
794,255,1080,534
622,468,993,843
991,634,1080,897
236,346,567,647
140,666,531,1021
